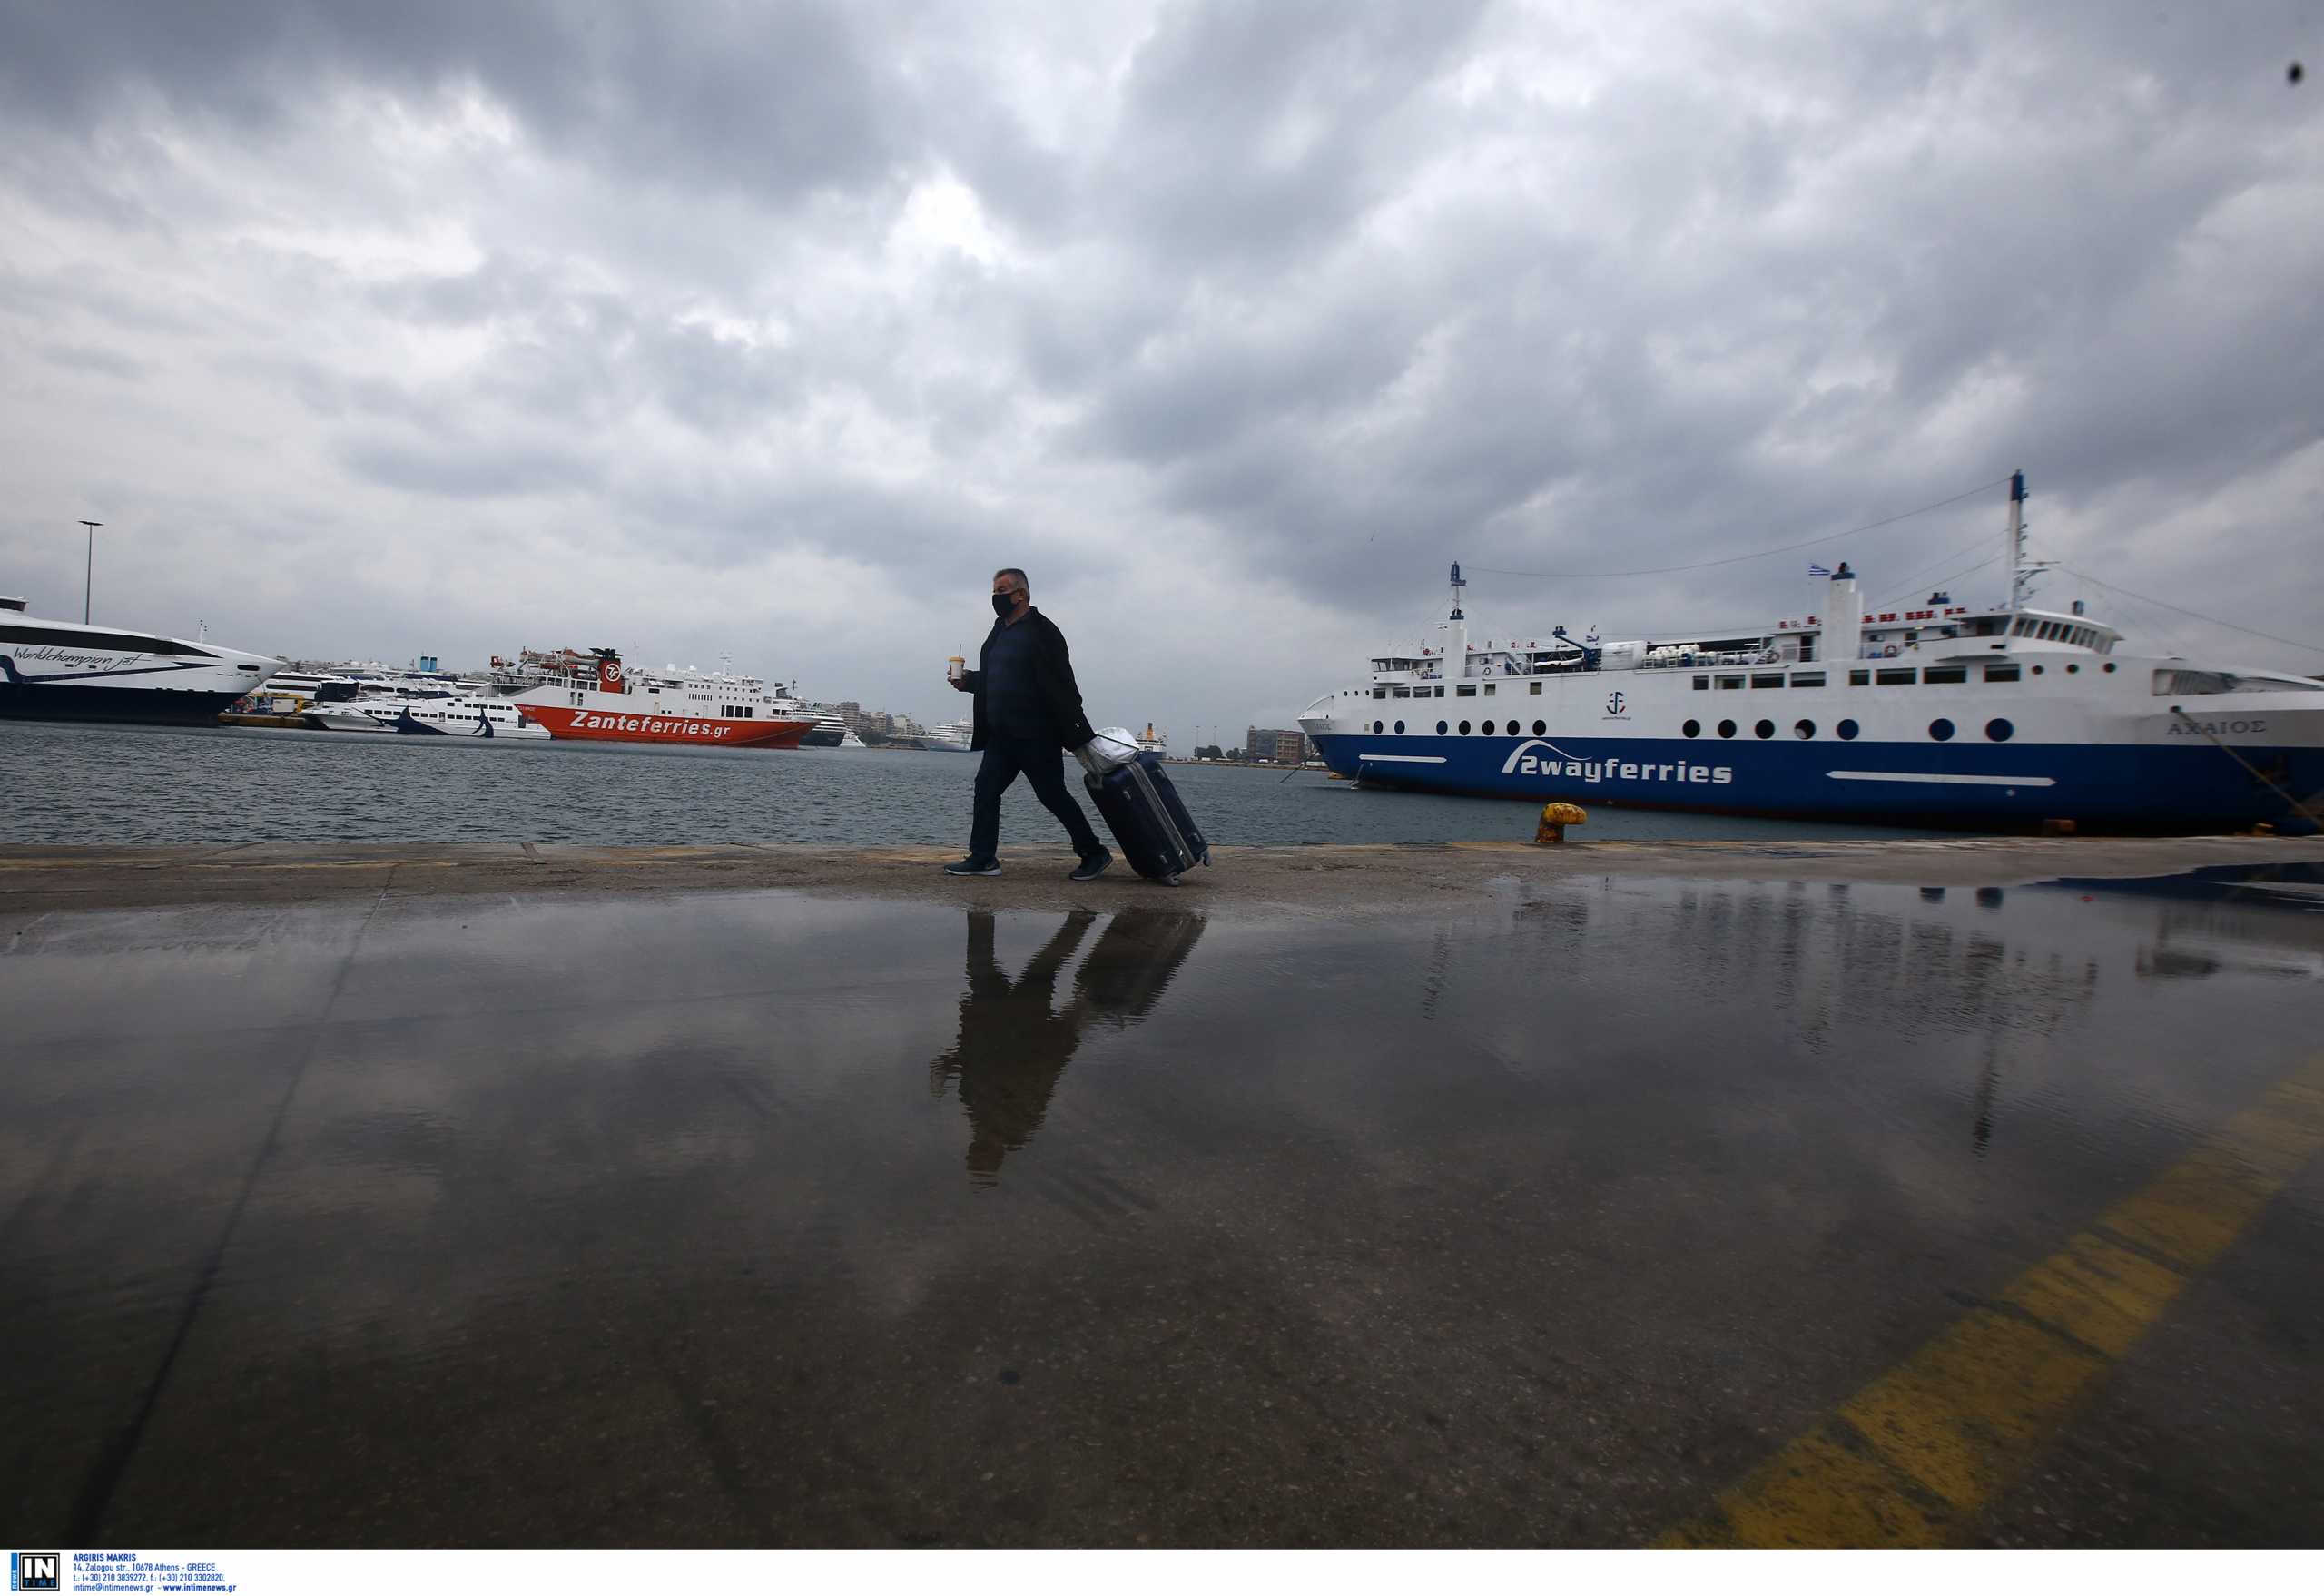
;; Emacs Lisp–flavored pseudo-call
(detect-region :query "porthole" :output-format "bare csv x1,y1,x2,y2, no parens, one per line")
1459,720,1472,735
1372,720,1384,734
1794,719,1815,740
1394,721,1405,734
1930,718,1955,742
2103,662,2116,673
1717,719,1737,739
2032,665,2044,675
1986,718,2014,742
1532,719,1546,735
1436,720,1448,735
2066,663,2079,674
1754,719,1775,739
1837,719,1859,740
1682,719,1701,738
1482,720,1497,735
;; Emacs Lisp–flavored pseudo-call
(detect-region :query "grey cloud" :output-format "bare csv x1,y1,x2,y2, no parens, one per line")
0,0,910,211
36,341,150,380
342,435,603,499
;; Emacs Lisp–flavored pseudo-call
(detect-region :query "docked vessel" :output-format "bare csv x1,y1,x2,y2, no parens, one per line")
920,719,974,753
487,647,812,749
1296,475,2324,833
1,596,280,724
390,697,547,739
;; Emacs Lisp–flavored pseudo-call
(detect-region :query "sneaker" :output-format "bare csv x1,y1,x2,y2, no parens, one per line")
1068,852,1111,882
943,856,1001,877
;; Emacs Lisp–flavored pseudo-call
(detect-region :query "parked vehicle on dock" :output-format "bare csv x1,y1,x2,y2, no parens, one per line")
1296,475,2324,833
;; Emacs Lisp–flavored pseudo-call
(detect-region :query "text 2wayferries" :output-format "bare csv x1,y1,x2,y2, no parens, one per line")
1296,475,2324,832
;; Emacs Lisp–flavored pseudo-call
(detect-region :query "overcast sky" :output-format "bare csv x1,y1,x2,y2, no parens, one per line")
3,1,2317,739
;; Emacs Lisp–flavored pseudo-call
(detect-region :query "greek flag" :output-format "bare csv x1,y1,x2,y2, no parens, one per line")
1807,562,1832,577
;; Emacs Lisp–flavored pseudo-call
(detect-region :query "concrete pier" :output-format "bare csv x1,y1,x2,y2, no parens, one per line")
5,841,2322,1546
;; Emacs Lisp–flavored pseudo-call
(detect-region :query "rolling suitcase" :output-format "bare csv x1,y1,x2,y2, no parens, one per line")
1079,748,1211,885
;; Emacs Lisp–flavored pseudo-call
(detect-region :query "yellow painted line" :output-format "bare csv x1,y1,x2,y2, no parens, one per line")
1664,1052,2324,1548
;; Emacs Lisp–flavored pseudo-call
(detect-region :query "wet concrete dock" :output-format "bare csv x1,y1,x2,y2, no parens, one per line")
5,841,2323,1545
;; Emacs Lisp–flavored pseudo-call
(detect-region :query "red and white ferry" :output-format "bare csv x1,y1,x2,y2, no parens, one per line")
488,646,813,749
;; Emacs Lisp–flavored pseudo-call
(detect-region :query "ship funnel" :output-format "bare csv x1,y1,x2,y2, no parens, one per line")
1824,563,1863,665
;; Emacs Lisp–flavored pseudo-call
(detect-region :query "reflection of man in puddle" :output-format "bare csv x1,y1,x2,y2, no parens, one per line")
930,907,1206,1182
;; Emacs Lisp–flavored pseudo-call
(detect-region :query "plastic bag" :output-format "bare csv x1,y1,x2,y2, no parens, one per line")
1075,726,1142,774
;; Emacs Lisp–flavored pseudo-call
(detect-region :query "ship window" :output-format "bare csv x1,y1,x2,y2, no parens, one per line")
0,623,219,656
2066,662,2079,674
1751,673,1783,688
1483,683,1496,695
1876,668,1915,685
1692,675,1709,690
1682,719,1701,738
1532,719,1546,735
1790,672,1825,687
1717,719,1737,739
1794,719,1815,739
1458,720,1472,734
1456,685,1476,697
1394,721,1405,734
1922,666,1967,685
1849,669,1869,686
1531,681,1542,695
1481,720,1495,735
1984,665,2019,683
1929,718,1955,741
2103,662,2116,672
1391,686,1409,698
1716,675,1744,690
1373,687,1386,699
1837,719,1859,740
1373,720,1384,734
1754,719,1775,739
1436,720,1448,734
2155,669,2242,695
1986,719,2014,742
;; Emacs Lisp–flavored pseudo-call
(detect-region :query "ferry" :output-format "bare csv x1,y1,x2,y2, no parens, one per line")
389,696,548,739
1,596,280,724
1297,475,2324,833
488,647,812,749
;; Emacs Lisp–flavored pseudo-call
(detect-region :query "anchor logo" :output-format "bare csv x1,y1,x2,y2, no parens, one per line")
1605,691,1627,716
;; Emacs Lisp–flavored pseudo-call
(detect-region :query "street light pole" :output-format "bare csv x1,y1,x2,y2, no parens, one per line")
78,520,103,624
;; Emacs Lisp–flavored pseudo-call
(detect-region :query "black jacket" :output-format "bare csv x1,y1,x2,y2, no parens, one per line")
960,607,1098,752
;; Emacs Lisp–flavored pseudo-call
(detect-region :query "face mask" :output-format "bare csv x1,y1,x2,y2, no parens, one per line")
991,591,1017,617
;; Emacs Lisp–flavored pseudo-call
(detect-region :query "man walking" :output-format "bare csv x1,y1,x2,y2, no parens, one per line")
942,567,1112,881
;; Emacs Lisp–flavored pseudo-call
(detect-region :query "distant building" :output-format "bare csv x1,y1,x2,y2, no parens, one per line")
1245,726,1310,764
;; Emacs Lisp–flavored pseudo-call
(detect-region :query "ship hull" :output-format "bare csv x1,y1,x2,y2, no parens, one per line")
516,703,810,749
1,681,255,726
1310,729,2324,833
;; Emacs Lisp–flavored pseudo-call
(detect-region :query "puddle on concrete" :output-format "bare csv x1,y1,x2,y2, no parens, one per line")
4,875,2319,1545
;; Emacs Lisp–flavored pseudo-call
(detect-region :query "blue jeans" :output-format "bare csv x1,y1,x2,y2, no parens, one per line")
970,736,1105,861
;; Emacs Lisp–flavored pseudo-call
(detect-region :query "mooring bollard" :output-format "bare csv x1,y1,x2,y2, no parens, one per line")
1535,802,1588,844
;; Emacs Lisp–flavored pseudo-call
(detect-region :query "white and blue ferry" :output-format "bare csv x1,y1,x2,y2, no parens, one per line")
1298,475,2324,832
